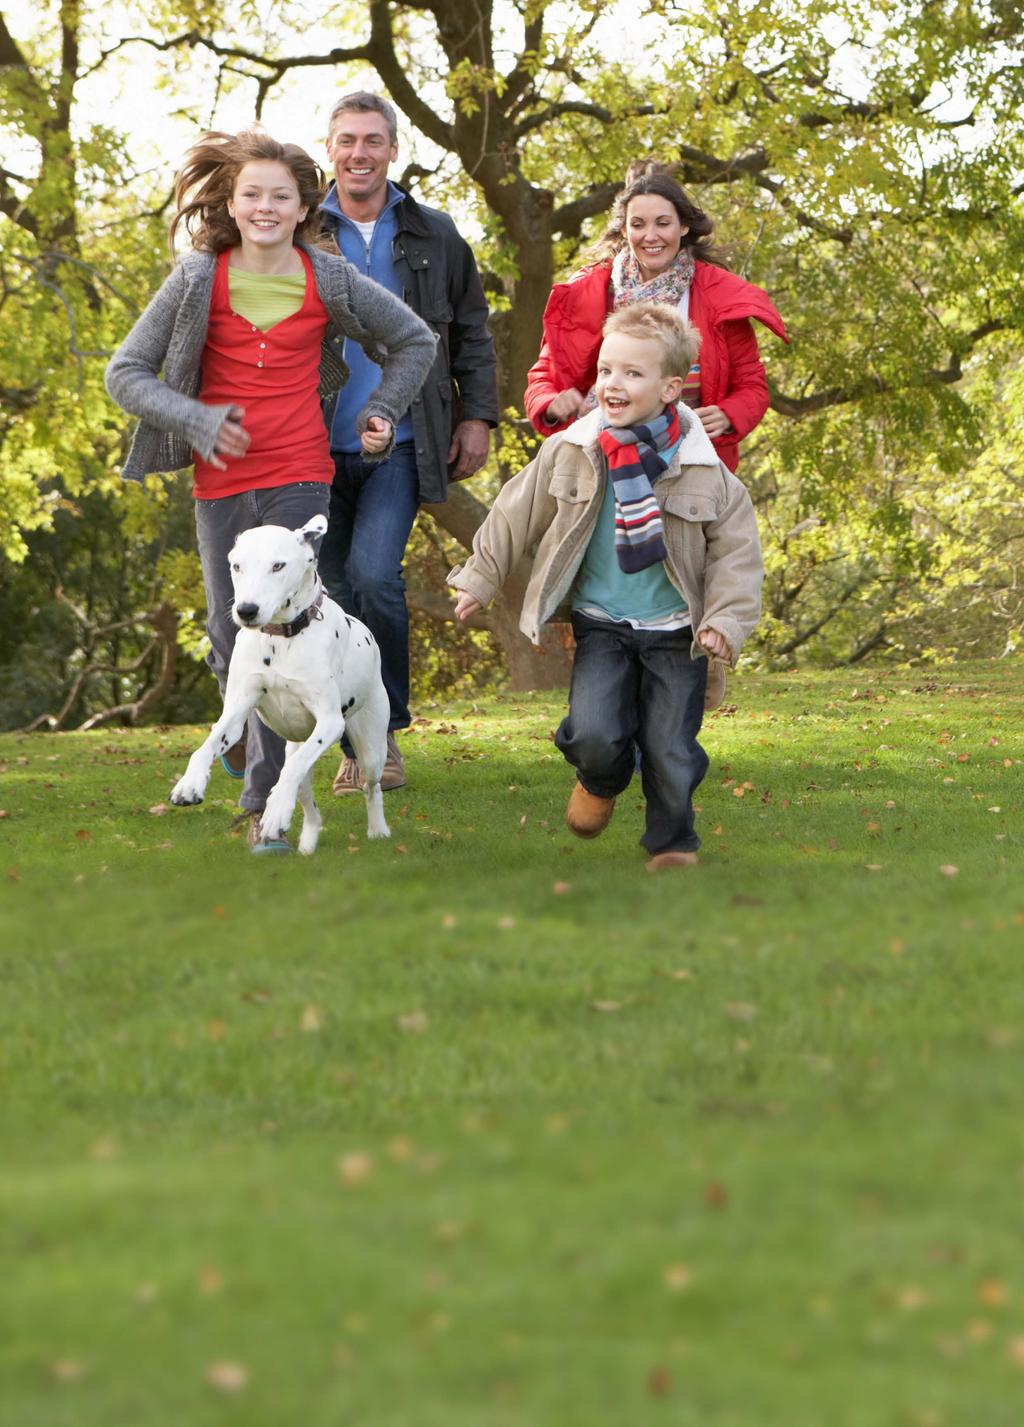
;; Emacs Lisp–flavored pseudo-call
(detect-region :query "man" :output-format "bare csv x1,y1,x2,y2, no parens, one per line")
317,90,499,794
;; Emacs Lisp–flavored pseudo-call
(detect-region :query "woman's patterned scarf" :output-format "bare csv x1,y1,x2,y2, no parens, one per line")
597,404,681,573
611,246,695,309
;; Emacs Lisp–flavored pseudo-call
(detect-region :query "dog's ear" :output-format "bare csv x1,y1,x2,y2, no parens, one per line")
297,514,328,546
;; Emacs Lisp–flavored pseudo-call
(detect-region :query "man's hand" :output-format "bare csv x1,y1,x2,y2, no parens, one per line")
694,405,733,438
453,591,483,621
210,406,251,470
544,387,587,426
447,419,490,479
697,625,731,660
361,416,394,455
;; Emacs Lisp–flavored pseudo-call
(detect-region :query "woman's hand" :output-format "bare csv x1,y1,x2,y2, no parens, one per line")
544,387,588,426
361,416,394,455
210,406,251,470
453,592,483,622
694,405,733,438
697,625,731,660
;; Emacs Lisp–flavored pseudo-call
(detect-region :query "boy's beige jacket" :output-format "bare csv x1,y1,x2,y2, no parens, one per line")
446,408,763,663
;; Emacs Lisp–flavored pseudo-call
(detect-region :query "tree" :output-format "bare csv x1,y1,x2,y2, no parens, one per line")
2,0,1023,719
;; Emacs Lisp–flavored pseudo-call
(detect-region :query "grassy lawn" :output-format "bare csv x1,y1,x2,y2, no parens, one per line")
2,659,1022,1426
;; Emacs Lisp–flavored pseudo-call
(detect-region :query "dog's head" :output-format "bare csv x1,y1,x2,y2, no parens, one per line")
229,515,327,629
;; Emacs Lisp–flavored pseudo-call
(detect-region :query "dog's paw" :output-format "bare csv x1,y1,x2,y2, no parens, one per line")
170,780,204,806
260,793,294,842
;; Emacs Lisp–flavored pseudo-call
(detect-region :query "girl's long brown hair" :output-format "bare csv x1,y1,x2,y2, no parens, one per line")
169,129,325,255
585,160,730,271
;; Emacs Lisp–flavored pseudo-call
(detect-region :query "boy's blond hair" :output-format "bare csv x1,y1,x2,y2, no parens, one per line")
602,302,700,379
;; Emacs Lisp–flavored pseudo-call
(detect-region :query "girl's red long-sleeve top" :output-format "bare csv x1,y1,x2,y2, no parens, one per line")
524,259,788,472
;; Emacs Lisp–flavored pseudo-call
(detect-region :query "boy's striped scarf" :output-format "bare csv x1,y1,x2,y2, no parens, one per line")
597,405,680,573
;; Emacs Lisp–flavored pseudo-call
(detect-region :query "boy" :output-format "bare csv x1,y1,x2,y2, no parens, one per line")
449,303,763,870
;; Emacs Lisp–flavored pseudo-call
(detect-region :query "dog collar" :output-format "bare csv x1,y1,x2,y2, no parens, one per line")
261,585,325,638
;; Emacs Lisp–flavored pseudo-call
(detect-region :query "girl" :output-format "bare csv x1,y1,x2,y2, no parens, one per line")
105,129,434,853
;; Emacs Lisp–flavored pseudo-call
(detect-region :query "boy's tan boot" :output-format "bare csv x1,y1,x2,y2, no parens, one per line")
566,782,616,839
645,850,699,872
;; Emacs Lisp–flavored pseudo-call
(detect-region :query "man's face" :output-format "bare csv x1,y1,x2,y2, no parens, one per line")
326,109,397,210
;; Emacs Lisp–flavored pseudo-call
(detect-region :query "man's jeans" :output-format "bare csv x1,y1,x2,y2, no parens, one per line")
194,481,331,813
555,612,710,855
318,442,419,734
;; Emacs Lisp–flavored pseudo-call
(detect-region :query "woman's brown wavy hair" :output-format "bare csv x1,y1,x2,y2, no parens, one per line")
585,160,730,271
169,129,325,255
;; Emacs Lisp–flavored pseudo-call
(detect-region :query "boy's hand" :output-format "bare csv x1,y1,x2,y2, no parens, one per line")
697,625,731,660
545,387,587,425
210,406,250,469
694,405,733,437
453,592,483,622
361,416,393,455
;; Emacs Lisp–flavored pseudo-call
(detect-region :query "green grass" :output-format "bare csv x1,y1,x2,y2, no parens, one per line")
2,660,1023,1426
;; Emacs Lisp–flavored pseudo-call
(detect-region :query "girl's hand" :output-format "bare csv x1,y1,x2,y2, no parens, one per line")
210,406,251,470
694,405,733,437
544,387,587,425
361,416,393,455
697,625,731,660
453,592,483,622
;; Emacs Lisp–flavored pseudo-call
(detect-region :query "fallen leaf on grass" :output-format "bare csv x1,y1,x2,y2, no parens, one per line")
148,803,169,816
135,1282,159,1304
299,1004,323,1033
897,1285,930,1311
338,1151,374,1186
591,1000,622,1013
207,1017,227,1042
725,1002,758,1022
977,1279,1008,1307
864,863,884,872
647,1366,673,1398
89,1135,119,1161
49,1359,87,1383
197,1265,224,1295
663,1263,693,1293
1006,1336,1024,1367
0,809,9,820
6,868,21,881
440,913,458,929
397,1009,429,1034
939,864,960,877
496,915,517,930
552,881,572,895
74,828,92,843
393,843,408,854
703,1180,729,1210
205,1361,249,1393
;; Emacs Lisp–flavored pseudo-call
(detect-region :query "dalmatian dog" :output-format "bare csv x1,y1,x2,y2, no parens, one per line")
170,514,390,854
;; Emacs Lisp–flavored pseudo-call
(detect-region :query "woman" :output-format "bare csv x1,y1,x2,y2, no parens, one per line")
524,169,787,473
105,129,434,854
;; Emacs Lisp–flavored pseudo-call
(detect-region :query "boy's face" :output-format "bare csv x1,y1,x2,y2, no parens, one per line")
596,333,684,428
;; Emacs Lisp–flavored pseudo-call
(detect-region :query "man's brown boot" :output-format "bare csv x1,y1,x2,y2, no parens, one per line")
645,850,699,872
565,782,616,839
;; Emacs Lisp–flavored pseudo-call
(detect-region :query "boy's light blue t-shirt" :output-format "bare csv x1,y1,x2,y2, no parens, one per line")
571,435,689,626
321,180,415,454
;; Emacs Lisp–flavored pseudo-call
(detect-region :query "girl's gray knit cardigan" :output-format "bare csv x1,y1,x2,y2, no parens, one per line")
104,242,436,480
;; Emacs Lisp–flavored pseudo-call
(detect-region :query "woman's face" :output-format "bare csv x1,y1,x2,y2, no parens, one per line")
625,194,687,280
228,160,308,251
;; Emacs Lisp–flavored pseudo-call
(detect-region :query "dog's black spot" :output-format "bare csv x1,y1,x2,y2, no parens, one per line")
263,657,270,666
345,616,352,627
316,738,322,745
343,696,355,713
271,645,276,655
335,631,339,639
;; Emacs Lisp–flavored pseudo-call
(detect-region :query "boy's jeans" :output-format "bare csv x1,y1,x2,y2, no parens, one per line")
317,442,419,735
194,481,331,813
555,612,710,855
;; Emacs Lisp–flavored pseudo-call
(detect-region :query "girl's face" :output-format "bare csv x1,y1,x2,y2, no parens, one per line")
625,194,687,280
228,161,307,251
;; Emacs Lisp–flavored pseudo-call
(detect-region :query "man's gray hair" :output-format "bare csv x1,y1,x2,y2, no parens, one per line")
327,91,398,144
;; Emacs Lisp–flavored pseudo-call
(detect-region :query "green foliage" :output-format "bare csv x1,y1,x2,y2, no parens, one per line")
2,0,1023,700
